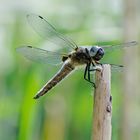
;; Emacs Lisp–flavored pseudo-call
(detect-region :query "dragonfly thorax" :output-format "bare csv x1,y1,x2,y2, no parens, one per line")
89,46,104,61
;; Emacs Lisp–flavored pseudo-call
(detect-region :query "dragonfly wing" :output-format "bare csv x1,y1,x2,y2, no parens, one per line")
89,63,123,73
102,41,138,53
102,63,123,72
99,41,138,66
16,46,64,65
110,64,123,72
27,14,78,53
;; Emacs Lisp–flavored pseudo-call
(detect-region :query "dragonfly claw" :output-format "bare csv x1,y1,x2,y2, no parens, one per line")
95,65,103,72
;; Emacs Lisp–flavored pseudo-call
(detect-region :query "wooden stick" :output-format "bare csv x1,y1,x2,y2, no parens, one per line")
92,64,112,140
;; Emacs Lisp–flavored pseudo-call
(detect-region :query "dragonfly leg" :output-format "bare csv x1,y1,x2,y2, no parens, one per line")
84,64,88,81
89,62,102,72
88,62,96,71
84,63,96,88
87,63,91,82
88,63,96,88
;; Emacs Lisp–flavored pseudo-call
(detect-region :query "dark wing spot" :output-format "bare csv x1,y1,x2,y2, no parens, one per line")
27,46,33,48
131,41,138,45
38,15,43,19
120,65,124,67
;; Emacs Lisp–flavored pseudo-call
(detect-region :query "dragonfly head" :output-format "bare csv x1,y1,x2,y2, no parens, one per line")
90,46,104,61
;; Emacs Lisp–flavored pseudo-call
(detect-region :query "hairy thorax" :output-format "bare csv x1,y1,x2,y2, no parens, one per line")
68,47,91,66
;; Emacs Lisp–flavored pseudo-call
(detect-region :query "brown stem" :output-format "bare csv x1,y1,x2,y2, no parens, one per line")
91,64,112,140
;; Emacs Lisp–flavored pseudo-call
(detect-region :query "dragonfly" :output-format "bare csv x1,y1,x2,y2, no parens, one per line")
16,14,138,99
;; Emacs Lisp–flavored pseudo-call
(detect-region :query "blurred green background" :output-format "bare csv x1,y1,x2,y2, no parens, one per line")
0,0,140,140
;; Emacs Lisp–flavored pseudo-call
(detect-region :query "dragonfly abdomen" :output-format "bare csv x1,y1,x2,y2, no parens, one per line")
33,60,74,99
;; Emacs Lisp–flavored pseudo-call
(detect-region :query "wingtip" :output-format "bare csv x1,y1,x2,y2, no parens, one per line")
16,46,29,53
26,13,43,19
130,41,138,46
16,47,23,53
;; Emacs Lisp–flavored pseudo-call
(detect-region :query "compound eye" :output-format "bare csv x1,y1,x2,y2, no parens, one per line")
90,47,97,57
90,47,95,53
98,48,104,56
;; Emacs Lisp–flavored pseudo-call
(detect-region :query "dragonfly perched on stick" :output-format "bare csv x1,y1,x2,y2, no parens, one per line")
17,14,137,99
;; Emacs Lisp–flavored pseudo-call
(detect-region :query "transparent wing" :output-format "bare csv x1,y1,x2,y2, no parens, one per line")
110,64,123,72
16,46,64,65
102,41,138,53
89,64,123,74
102,64,123,72
99,41,138,65
27,14,78,53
